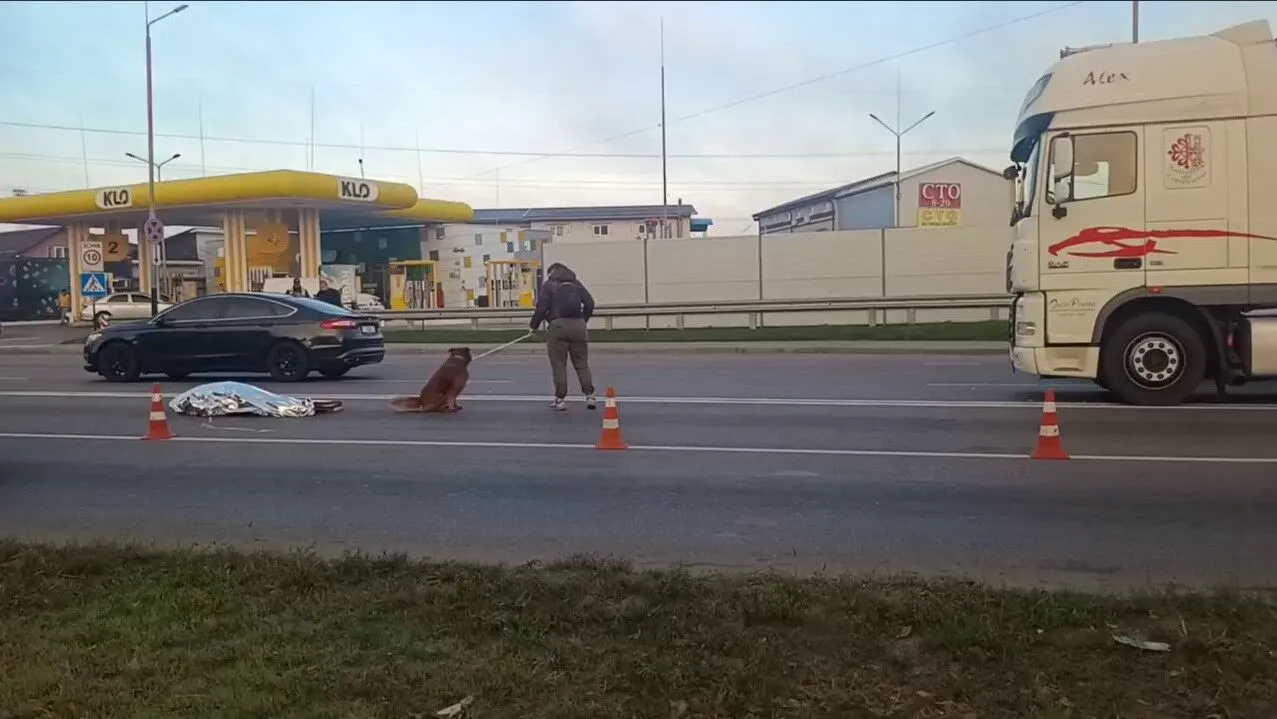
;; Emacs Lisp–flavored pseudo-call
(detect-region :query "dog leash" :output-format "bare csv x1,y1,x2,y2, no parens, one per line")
471,331,535,362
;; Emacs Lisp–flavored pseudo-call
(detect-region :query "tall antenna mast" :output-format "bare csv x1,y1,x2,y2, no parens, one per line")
659,17,668,238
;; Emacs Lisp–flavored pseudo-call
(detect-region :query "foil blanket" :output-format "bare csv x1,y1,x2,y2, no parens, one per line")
168,381,343,418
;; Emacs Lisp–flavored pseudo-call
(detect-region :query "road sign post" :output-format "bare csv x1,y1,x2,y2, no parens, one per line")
80,271,110,329
143,215,165,317
80,240,105,274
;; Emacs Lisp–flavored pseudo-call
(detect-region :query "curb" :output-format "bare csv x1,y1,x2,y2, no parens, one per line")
1,342,1008,357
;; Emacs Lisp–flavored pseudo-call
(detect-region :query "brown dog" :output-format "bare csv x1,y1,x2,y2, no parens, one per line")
390,347,472,413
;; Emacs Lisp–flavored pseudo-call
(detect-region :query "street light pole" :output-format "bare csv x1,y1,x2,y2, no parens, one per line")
868,73,935,227
144,1,189,316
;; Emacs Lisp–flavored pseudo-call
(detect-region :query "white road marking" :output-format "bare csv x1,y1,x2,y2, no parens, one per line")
0,430,1273,464
0,376,27,381
362,379,514,384
0,389,1274,411
928,382,1057,388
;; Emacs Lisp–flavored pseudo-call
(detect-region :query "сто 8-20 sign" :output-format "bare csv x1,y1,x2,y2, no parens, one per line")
917,182,962,209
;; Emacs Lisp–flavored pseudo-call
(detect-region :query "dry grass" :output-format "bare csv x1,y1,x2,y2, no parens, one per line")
2,541,1276,718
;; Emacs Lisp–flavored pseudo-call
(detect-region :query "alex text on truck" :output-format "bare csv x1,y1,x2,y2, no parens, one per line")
1004,19,1277,406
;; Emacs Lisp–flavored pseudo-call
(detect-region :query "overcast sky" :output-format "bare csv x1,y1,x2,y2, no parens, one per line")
1,0,1274,234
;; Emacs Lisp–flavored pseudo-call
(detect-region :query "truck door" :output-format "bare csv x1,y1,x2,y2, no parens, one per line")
1038,127,1146,343
1040,128,1146,285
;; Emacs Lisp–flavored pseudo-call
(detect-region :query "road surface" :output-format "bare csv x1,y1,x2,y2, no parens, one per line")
2,350,1277,591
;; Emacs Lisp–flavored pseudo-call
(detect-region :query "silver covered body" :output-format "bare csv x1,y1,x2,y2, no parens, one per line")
169,381,324,418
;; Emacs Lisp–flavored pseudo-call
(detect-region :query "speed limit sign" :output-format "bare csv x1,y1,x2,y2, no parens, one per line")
80,240,104,272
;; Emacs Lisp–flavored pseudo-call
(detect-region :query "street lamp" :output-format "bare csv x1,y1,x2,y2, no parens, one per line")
126,151,180,301
126,151,180,181
869,109,935,228
144,1,188,316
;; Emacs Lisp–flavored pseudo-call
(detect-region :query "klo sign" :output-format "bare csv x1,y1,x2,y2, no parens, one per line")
94,186,134,210
337,177,379,202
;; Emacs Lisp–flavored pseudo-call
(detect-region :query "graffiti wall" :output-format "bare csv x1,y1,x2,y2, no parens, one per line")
0,258,69,321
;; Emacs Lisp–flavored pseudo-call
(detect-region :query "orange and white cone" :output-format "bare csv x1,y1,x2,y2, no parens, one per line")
1031,389,1068,460
143,383,175,441
595,387,628,451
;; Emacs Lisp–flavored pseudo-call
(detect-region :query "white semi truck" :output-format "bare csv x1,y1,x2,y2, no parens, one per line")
1006,19,1277,406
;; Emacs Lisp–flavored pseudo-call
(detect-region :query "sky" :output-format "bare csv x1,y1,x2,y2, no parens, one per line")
1,0,1275,235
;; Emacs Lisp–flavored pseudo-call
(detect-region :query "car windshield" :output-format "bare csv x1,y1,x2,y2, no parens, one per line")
288,296,358,315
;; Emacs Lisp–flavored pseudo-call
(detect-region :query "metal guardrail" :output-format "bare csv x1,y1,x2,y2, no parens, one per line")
373,294,1012,330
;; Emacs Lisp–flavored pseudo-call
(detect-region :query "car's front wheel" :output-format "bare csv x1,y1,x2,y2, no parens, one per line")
266,341,310,382
96,342,141,383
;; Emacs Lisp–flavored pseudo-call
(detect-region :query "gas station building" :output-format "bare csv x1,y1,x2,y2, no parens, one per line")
0,170,473,317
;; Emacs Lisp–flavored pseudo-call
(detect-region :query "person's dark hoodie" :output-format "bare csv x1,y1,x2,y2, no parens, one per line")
315,287,343,307
529,264,595,329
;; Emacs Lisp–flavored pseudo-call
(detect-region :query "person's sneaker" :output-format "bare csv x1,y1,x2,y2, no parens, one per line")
550,398,567,411
585,395,598,410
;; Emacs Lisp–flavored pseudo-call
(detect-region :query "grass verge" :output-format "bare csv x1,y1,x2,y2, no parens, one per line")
3,542,1275,718
384,321,1006,344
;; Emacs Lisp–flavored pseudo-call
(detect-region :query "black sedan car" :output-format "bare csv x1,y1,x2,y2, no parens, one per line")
84,293,385,383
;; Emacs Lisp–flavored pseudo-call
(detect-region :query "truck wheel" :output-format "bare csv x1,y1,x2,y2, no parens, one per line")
1100,312,1206,406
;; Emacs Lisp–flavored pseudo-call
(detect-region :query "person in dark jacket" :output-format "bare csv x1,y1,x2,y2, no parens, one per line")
529,262,597,411
315,279,343,307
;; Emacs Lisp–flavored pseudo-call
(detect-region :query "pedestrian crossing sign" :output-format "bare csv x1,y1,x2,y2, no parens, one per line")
80,271,109,299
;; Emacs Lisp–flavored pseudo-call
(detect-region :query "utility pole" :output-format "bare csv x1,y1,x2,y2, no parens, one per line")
1132,0,1139,43
868,71,935,227
143,1,189,316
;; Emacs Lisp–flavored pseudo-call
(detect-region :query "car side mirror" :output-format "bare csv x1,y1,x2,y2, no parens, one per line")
151,316,167,327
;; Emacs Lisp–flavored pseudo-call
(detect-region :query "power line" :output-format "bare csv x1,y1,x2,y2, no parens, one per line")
0,119,999,161
427,0,1085,186
0,149,1003,191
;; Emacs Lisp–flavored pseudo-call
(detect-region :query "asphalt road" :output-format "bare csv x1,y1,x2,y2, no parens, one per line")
3,350,1277,592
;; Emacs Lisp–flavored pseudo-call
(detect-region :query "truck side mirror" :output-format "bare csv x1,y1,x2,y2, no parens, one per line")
1050,135,1074,182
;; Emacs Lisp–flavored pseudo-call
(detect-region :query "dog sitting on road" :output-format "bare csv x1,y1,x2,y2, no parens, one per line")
390,347,473,413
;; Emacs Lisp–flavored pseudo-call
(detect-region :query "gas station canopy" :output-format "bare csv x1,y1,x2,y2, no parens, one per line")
0,169,473,227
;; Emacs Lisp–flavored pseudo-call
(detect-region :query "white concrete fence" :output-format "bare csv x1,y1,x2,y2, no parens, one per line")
389,224,1015,330
376,295,1012,331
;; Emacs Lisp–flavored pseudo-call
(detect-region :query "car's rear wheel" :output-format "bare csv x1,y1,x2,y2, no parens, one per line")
97,342,141,383
317,365,351,379
266,341,310,382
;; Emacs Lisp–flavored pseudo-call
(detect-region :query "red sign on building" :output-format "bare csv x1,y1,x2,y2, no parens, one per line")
917,182,962,227
918,182,962,208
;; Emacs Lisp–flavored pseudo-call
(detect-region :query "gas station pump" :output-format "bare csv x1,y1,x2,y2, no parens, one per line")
485,260,541,309
387,260,440,311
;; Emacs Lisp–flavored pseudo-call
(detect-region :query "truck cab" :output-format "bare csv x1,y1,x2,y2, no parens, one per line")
1006,20,1277,405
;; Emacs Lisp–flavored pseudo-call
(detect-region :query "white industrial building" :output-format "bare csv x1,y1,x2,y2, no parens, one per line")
752,157,1012,235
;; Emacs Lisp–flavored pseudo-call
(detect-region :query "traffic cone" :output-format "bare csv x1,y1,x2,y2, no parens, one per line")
595,387,628,451
142,383,175,441
1031,389,1068,460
